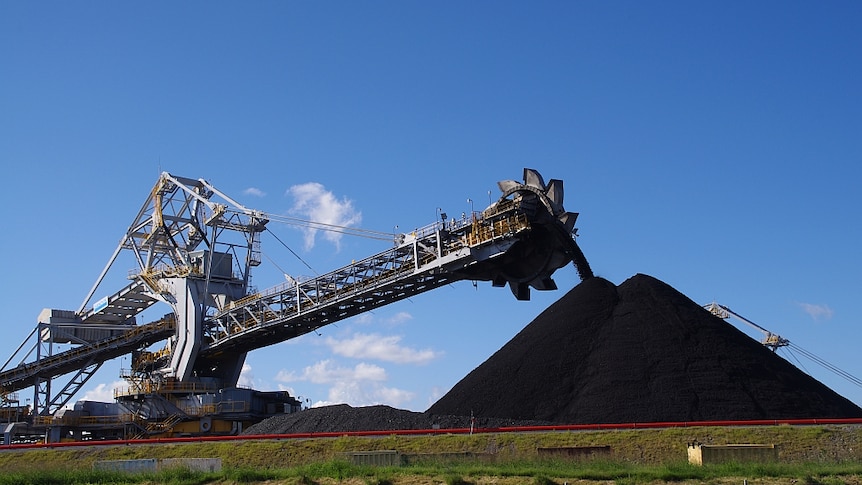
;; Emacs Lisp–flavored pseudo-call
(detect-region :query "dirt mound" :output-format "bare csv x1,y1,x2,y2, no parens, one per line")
427,274,862,423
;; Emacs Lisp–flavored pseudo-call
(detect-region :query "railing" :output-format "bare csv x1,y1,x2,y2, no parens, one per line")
129,263,201,280
466,213,528,247
201,209,533,353
33,413,142,427
216,400,250,414
183,404,217,416
114,379,220,398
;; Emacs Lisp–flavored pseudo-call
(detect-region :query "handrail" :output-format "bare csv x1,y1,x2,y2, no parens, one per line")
114,379,220,398
203,211,532,354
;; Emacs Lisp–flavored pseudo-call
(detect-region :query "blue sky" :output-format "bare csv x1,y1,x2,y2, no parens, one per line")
2,2,860,413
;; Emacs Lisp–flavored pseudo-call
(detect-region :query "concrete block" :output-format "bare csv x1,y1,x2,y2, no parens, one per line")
344,450,402,466
161,458,222,472
688,443,777,465
537,445,612,459
94,459,157,473
93,457,222,473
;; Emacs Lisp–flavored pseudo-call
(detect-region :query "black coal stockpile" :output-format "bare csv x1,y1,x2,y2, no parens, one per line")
243,404,552,435
247,274,862,435
428,274,862,423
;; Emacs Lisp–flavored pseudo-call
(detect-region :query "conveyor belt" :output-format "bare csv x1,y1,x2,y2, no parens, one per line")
0,317,175,394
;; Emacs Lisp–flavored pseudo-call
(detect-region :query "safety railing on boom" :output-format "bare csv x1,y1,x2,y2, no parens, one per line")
114,379,221,399
32,413,142,428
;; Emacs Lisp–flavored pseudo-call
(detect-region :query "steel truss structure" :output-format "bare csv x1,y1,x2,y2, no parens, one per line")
2,168,592,421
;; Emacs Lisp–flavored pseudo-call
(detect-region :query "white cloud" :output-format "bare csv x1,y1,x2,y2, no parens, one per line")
286,182,362,251
426,386,447,408
376,386,415,406
275,369,298,382
797,302,834,322
324,332,440,364
353,312,413,326
276,359,412,408
350,311,412,327
387,312,413,325
276,360,386,384
308,360,386,383
353,313,375,325
80,380,128,402
313,380,415,408
243,187,266,197
276,383,296,394
237,362,254,387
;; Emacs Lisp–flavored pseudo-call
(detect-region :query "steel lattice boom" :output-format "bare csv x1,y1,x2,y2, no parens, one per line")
200,208,528,357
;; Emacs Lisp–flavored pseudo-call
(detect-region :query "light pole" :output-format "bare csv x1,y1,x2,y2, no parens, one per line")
436,208,447,229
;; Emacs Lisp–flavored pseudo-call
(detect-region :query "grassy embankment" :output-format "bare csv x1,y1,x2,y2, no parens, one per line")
0,425,860,484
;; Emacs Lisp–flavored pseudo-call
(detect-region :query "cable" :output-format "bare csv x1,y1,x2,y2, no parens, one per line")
781,347,812,376
267,213,395,240
260,251,291,279
264,228,319,276
712,302,862,390
227,209,395,241
788,343,862,388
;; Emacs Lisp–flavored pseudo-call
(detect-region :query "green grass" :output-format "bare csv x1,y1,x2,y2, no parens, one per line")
1,460,862,485
1,425,861,483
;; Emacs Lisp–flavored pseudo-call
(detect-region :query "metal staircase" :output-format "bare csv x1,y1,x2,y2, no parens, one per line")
131,412,186,440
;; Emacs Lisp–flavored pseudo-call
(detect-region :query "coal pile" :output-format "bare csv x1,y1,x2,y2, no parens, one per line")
247,274,862,434
428,274,862,423
243,404,552,435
